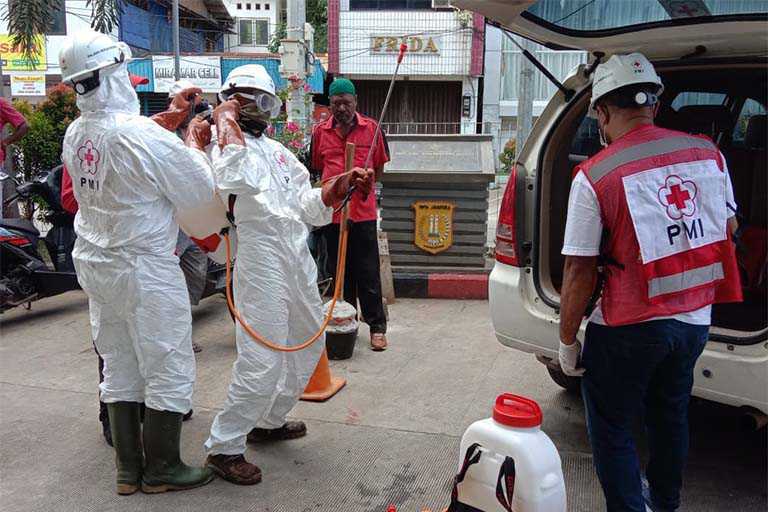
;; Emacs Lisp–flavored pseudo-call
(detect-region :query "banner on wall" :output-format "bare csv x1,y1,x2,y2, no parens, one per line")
0,34,47,71
152,55,221,93
10,72,46,96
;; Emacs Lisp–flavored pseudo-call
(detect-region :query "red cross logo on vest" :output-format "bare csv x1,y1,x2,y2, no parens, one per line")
76,140,101,175
657,175,697,220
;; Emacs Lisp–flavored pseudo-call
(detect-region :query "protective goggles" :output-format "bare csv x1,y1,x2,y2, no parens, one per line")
226,91,283,116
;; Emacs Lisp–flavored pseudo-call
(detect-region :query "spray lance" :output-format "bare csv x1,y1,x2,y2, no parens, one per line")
335,42,408,213
221,43,408,353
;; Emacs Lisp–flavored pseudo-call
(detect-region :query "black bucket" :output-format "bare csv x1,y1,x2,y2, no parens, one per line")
326,329,357,360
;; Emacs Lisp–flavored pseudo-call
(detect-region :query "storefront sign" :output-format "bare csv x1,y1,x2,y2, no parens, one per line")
413,201,454,254
152,56,221,93
0,34,47,71
371,35,440,56
10,72,46,96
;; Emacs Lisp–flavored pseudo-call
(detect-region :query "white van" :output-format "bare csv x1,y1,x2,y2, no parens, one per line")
455,1,768,416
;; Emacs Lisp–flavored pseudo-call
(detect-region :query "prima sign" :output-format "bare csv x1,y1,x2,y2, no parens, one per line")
371,35,440,56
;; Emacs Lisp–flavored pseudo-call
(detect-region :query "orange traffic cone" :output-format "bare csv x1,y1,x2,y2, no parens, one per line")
300,350,346,401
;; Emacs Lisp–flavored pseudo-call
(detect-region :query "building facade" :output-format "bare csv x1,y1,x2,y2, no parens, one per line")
0,0,234,99
483,24,587,158
328,0,484,135
222,0,283,53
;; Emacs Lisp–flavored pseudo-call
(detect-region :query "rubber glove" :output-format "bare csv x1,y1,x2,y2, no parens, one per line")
213,100,245,149
185,117,212,151
151,87,202,131
321,168,374,207
558,340,585,377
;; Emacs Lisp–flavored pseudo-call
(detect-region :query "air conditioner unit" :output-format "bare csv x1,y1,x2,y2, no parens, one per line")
432,0,452,9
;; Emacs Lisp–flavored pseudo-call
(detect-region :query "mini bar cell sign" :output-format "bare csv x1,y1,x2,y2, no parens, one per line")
152,56,221,93
371,35,440,55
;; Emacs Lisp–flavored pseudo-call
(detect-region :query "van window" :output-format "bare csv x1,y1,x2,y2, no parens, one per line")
570,115,601,158
733,98,767,144
524,0,767,33
671,92,726,110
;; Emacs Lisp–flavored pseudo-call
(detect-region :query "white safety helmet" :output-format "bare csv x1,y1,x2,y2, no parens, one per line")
169,79,197,98
59,31,131,95
219,64,282,117
590,53,664,111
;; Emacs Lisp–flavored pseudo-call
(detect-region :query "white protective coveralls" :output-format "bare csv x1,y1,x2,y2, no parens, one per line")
61,66,216,414
204,131,332,455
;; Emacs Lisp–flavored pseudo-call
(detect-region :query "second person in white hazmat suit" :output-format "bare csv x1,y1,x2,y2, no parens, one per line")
202,65,374,484
59,31,217,494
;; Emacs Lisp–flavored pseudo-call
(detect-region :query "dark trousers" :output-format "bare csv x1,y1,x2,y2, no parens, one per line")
581,320,708,512
324,220,386,334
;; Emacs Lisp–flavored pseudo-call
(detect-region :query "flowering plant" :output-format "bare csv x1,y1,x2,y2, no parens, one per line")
269,76,315,157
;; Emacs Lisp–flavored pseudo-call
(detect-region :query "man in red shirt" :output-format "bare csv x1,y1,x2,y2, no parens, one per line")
311,78,390,351
0,98,29,218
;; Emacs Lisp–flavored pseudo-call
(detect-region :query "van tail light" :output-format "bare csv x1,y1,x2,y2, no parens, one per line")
0,235,31,247
495,164,520,267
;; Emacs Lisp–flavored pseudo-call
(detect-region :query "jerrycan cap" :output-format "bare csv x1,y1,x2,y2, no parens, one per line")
493,393,542,428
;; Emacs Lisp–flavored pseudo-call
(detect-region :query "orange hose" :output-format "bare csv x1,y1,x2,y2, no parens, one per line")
223,142,356,352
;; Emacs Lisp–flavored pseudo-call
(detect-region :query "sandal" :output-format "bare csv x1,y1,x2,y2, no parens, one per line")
371,333,388,351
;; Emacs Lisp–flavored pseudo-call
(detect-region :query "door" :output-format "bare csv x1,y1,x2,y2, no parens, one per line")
453,0,768,60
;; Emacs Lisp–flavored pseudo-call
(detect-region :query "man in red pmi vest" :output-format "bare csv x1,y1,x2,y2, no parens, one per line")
558,53,741,512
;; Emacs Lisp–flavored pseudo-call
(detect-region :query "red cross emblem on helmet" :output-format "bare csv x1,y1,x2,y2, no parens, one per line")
657,175,697,220
77,140,101,175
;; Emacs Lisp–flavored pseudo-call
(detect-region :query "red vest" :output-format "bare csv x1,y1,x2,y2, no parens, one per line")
577,124,742,326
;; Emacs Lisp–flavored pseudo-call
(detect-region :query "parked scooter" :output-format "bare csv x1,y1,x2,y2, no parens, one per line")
1,166,229,313
0,166,79,312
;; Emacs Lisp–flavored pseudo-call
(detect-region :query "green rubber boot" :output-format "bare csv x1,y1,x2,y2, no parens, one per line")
106,402,143,495
141,407,215,493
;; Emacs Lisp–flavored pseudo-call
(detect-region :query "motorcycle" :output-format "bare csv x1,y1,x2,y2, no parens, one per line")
0,166,80,312
1,166,228,313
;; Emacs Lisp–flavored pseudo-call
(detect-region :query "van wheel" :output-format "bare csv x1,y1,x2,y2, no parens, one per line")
546,366,582,393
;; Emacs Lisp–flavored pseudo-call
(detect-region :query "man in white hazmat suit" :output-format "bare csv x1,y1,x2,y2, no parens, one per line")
202,64,374,484
59,31,216,494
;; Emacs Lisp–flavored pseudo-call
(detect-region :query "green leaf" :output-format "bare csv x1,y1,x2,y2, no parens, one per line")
87,0,122,34
3,0,53,69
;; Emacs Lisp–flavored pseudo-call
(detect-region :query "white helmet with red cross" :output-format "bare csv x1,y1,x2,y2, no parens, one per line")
590,53,664,110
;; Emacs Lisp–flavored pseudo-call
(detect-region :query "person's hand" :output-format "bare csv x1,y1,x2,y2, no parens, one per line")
185,117,212,151
169,87,203,113
213,100,245,149
321,168,374,207
150,87,203,132
213,100,241,124
350,167,374,199
558,339,585,377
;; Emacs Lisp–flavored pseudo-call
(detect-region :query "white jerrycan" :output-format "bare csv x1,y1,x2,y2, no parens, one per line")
453,394,566,512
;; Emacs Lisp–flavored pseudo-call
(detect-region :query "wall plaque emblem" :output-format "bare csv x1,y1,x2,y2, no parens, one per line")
413,201,454,254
